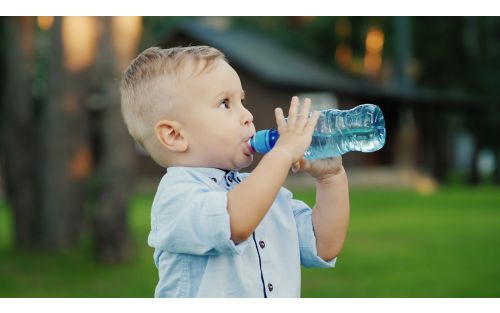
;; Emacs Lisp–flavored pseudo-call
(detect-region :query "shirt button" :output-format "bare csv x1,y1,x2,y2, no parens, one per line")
268,283,273,292
259,240,265,249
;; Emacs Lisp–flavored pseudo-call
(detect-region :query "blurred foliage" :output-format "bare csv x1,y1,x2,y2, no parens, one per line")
141,17,188,50
232,17,391,72
141,16,500,99
413,17,500,97
0,20,5,115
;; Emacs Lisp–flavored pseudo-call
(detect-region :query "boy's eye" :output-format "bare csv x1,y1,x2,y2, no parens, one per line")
218,99,230,109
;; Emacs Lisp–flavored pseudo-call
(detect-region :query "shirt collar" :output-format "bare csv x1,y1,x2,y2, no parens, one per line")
167,166,240,186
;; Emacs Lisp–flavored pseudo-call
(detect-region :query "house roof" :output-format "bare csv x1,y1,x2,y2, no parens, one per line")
167,21,384,96
164,20,484,108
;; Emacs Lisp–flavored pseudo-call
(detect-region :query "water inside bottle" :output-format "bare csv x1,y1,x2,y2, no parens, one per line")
305,127,386,159
304,104,386,160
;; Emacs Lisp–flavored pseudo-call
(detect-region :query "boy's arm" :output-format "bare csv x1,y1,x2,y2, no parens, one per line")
227,97,320,244
296,156,350,261
227,148,291,243
312,167,350,261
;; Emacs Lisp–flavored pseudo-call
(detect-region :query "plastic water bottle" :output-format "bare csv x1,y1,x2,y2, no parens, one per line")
247,104,386,160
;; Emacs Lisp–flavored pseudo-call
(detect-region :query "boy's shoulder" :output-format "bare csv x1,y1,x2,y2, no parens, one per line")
152,167,224,210
160,166,221,187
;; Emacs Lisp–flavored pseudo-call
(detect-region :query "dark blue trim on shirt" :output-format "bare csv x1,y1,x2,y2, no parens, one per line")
252,232,267,298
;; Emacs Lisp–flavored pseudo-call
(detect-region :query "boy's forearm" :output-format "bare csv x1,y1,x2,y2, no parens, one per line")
312,167,350,261
227,148,292,243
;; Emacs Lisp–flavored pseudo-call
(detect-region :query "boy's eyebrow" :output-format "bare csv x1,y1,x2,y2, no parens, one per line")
211,89,246,101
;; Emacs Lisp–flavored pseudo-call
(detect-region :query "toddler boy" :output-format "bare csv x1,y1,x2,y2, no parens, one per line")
120,46,350,297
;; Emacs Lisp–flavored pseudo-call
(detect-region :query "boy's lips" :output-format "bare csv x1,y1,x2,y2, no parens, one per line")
243,133,255,156
243,142,253,156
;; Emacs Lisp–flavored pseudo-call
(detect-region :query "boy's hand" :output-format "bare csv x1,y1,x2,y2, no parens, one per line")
292,156,344,182
273,97,320,165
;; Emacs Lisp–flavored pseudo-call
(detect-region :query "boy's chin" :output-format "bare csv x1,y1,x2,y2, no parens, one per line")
232,155,253,171
240,155,254,169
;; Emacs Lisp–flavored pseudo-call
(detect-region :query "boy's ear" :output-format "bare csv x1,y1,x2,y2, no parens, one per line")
155,120,188,152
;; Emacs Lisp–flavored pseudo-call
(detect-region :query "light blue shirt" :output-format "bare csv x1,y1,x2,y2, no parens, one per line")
148,166,336,298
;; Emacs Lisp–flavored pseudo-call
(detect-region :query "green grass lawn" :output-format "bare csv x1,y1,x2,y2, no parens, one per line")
1,186,500,297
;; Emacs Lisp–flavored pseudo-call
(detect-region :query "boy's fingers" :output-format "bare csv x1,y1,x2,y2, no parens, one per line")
305,110,321,134
287,96,299,127
297,98,311,128
275,107,285,130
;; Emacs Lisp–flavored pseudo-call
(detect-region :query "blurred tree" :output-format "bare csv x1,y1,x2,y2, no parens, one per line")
1,17,136,260
460,17,496,184
412,17,500,184
0,17,41,248
39,17,90,249
90,17,136,263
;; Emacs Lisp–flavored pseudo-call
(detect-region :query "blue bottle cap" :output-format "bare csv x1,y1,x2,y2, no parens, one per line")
248,128,280,154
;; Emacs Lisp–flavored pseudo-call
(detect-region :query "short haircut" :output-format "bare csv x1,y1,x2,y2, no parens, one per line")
120,46,226,151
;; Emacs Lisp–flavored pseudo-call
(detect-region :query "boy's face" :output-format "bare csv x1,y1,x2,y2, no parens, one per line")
175,59,256,170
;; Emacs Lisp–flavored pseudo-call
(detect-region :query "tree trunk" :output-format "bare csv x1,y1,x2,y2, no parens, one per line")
40,17,89,250
0,17,41,248
92,17,136,262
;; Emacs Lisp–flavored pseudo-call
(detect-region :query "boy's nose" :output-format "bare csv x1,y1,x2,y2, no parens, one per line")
242,108,253,126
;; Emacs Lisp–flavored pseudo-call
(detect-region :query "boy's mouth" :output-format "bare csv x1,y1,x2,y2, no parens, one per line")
244,142,254,156
243,133,256,155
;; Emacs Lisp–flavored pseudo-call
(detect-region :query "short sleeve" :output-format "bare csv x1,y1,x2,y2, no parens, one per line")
148,175,250,256
287,190,337,268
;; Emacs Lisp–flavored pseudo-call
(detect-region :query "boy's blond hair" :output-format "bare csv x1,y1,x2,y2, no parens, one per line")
120,46,225,165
